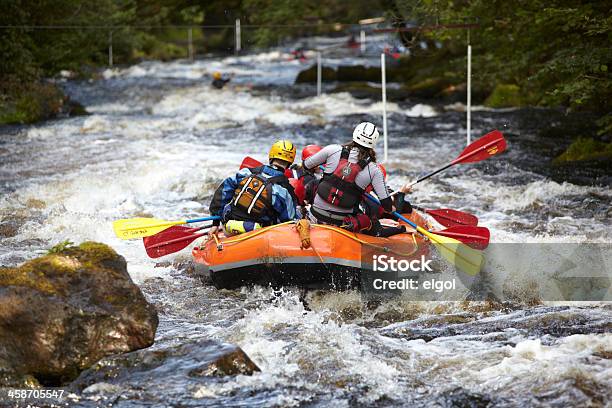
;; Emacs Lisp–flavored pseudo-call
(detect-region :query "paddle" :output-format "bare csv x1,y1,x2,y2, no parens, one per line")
143,225,210,258
240,156,265,170
139,156,264,255
432,225,490,250
414,206,478,227
113,215,220,240
365,193,484,276
402,129,506,189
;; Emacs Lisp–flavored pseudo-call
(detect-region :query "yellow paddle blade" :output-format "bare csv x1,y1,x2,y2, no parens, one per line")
112,218,186,240
417,226,484,276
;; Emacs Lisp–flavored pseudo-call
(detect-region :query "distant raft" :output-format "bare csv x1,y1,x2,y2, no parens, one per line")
192,212,432,290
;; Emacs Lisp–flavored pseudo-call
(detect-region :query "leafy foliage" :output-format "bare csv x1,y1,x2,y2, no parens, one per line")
392,0,611,126
553,137,612,163
0,0,609,134
47,240,76,254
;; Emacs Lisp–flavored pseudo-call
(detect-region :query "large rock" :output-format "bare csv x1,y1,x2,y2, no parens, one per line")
332,82,412,101
295,64,337,83
336,65,380,82
0,242,158,387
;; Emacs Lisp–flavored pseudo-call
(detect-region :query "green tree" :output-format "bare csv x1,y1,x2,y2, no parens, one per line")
392,0,611,134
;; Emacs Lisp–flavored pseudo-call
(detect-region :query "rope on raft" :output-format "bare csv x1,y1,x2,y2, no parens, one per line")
205,221,420,258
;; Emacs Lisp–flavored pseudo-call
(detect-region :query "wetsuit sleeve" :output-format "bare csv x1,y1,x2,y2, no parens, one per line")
379,197,393,212
209,168,251,225
271,184,299,222
370,164,390,201
303,144,340,170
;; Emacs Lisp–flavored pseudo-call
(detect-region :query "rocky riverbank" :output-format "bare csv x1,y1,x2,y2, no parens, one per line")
0,81,87,126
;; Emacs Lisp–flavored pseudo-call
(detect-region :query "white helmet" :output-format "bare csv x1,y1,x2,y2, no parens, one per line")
352,122,380,148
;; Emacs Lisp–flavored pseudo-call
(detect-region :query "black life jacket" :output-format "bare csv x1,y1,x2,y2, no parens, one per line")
316,147,370,210
230,166,296,224
303,174,319,204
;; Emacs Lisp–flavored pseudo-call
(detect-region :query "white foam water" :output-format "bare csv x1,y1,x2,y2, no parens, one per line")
1,45,610,407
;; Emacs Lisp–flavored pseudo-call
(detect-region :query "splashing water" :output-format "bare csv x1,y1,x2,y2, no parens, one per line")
1,49,610,406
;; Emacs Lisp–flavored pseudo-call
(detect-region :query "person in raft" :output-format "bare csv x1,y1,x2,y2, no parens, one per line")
208,140,300,237
361,163,414,237
285,144,324,207
211,71,231,89
303,121,411,236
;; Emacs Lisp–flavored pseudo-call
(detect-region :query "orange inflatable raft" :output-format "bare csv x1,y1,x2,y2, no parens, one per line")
192,212,432,289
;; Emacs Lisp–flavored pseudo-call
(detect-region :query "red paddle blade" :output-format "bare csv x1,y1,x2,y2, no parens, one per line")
452,130,507,165
240,156,264,169
426,208,478,228
433,226,490,250
143,225,205,258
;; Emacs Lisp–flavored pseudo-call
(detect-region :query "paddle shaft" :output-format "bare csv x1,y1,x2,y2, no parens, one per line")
121,215,220,232
186,216,220,224
399,130,506,190
409,161,454,187
364,193,419,231
403,150,477,188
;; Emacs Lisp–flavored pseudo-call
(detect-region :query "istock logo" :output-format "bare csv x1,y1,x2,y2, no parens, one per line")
373,254,434,272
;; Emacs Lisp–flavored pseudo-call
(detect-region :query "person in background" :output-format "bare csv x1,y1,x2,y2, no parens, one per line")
211,71,231,89
208,140,299,237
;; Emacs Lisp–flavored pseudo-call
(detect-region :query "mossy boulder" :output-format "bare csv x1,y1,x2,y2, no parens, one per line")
0,242,158,387
332,81,412,100
553,137,612,164
484,84,523,108
295,65,337,83
403,77,455,99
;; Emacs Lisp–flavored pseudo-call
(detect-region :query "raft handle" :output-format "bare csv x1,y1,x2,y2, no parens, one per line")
213,234,223,251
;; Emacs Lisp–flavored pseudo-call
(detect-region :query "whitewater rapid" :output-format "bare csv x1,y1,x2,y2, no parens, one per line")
1,48,610,406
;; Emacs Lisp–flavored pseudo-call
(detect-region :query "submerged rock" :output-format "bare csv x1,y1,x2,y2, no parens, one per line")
71,339,260,393
295,65,337,83
336,65,380,82
0,242,158,387
379,306,611,342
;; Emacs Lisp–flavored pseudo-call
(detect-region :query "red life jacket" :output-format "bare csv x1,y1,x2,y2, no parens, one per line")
316,147,370,210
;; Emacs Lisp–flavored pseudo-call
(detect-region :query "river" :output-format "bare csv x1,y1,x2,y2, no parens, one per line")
0,45,610,406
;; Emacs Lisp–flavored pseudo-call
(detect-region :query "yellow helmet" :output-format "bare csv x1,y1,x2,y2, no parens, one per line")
269,140,296,164
212,71,222,80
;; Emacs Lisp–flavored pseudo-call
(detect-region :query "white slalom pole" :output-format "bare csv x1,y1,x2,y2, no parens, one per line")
188,28,194,61
108,31,113,67
316,51,322,96
381,53,388,163
467,44,472,145
360,30,366,53
235,19,241,53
